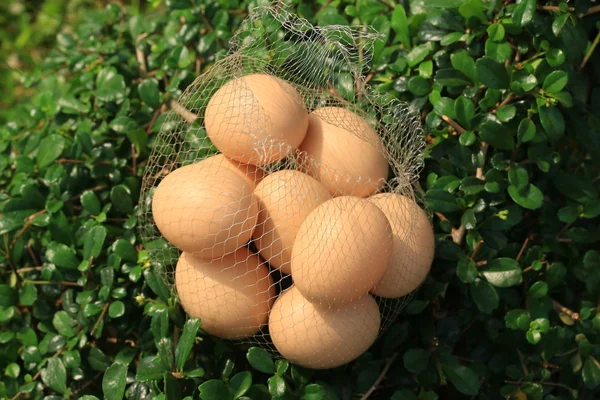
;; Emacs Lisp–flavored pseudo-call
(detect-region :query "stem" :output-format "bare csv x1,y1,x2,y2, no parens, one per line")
23,280,79,287
552,299,579,321
90,303,110,337
580,29,600,70
475,143,489,181
170,100,198,124
516,237,530,262
15,266,43,274
451,225,466,245
586,5,600,15
442,115,467,134
11,348,66,400
537,5,574,12
358,353,398,400
471,240,484,261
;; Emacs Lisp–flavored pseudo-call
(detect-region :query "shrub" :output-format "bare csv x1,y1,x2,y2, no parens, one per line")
1,0,599,399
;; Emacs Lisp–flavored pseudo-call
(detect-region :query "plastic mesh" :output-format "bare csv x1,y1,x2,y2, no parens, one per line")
139,4,430,368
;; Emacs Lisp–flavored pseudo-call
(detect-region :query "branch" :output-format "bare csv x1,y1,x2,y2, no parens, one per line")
552,299,579,321
90,303,110,337
170,100,198,124
537,5,574,12
475,143,489,181
586,5,600,15
11,348,66,400
358,353,398,400
442,115,467,135
23,280,80,287
580,29,600,70
516,236,530,262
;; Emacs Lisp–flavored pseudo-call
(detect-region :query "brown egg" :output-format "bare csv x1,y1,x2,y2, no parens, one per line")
152,162,258,258
197,154,265,189
176,248,275,339
291,196,393,305
298,107,389,197
204,74,308,166
269,286,380,369
252,170,331,274
369,193,434,298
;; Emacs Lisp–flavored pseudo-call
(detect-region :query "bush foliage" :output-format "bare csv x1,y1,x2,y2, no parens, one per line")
1,0,600,399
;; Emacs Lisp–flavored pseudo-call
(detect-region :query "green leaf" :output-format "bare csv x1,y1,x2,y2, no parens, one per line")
275,360,289,376
427,0,467,7
391,6,410,49
406,43,432,68
108,301,125,318
96,68,127,103
487,24,505,41
542,71,568,93
19,284,37,306
454,97,475,130
505,309,531,330
459,130,476,146
46,242,78,269
481,258,522,287
434,69,471,87
451,49,476,83
157,337,175,370
583,358,600,389
539,106,565,140
546,49,565,67
199,380,232,400
442,364,481,395
425,189,461,213
407,76,431,96
267,375,286,397
5,362,20,378
584,250,600,269
461,209,477,230
476,57,510,89
552,13,569,36
512,0,536,27
176,318,201,373
470,279,499,313
230,371,252,400
485,40,512,63
138,79,161,109
479,118,515,150
103,362,128,400
496,104,516,122
403,348,430,373
53,310,77,337
113,239,137,262
110,117,147,153
508,184,544,210
528,281,548,299
458,0,487,23
83,225,108,261
247,347,275,374
457,258,477,283
517,118,536,142
41,358,67,394
144,265,171,304
81,190,102,215
302,384,327,400
508,166,529,190
37,135,66,168
136,355,166,382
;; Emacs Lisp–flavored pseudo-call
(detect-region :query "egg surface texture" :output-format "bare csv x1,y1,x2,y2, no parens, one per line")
204,74,308,166
176,248,275,339
152,162,258,259
252,170,331,274
197,154,264,189
298,107,388,197
369,193,434,298
291,196,393,305
269,286,380,369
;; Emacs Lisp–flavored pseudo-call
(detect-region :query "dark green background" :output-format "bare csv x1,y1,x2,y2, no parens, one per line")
1,0,600,399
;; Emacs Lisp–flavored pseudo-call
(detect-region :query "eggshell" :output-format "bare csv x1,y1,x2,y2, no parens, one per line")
291,196,393,305
298,107,389,197
369,193,434,298
269,286,380,369
205,74,308,166
152,162,258,258
252,170,331,274
176,248,275,339
197,154,265,189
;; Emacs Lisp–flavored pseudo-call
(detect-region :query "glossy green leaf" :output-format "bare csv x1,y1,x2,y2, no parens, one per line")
246,347,275,374
512,0,536,27
83,225,107,261
176,318,201,372
481,258,523,287
37,135,66,168
136,355,166,382
267,375,286,397
470,279,499,313
46,242,78,269
230,371,252,399
434,69,471,87
103,362,128,400
517,118,536,142
457,258,477,283
391,6,410,49
199,380,232,400
138,79,161,109
508,184,544,210
425,189,461,213
543,71,568,93
476,57,510,89
403,348,430,373
442,364,481,395
451,49,477,83
41,358,67,394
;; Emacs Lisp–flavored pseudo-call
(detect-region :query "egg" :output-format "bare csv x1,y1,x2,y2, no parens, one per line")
252,170,331,274
298,107,389,197
152,162,258,258
176,248,275,339
197,154,265,189
369,193,434,298
204,74,308,166
269,286,380,369
291,196,393,305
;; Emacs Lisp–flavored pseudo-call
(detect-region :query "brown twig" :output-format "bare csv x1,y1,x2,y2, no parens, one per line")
517,349,529,376
90,303,110,337
135,33,149,75
15,266,43,274
442,115,466,134
580,29,600,70
586,5,600,15
56,159,112,166
552,300,579,321
451,225,467,245
476,260,488,268
131,143,138,176
170,100,198,124
24,280,79,287
495,93,515,110
516,237,530,262
71,371,103,398
471,240,484,261
146,104,166,134
26,244,40,266
475,143,489,181
11,209,48,248
358,353,398,400
537,5,574,12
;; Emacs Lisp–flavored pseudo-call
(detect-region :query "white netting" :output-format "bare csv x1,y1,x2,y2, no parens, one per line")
139,3,432,369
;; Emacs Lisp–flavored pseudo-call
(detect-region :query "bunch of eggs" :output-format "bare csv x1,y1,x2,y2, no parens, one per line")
152,74,434,369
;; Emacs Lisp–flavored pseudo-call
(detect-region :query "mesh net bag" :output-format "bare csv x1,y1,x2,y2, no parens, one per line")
139,3,430,369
